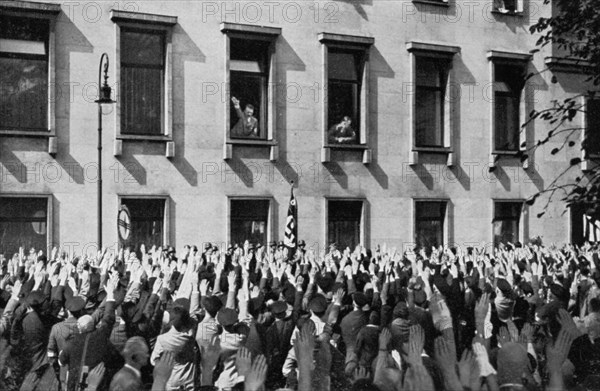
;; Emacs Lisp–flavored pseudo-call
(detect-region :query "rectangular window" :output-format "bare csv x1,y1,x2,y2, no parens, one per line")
494,64,524,151
585,98,600,156
0,15,49,130
415,58,448,148
415,201,446,249
120,198,165,249
120,29,165,135
493,0,520,13
0,197,48,257
230,199,270,246
229,38,269,140
493,202,522,246
328,200,362,250
327,49,362,145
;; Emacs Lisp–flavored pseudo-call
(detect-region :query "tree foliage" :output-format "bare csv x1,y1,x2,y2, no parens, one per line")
526,0,600,218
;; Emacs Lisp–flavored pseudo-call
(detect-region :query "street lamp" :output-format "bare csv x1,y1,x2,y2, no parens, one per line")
95,53,115,248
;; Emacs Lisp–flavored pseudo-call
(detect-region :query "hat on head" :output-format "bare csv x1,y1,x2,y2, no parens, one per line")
204,243,212,251
497,278,512,295
247,243,255,251
497,342,529,386
309,294,328,313
27,291,46,307
271,301,287,315
393,301,409,319
298,240,306,247
352,292,369,307
550,283,569,302
277,241,284,248
217,308,238,327
269,241,277,248
65,296,86,313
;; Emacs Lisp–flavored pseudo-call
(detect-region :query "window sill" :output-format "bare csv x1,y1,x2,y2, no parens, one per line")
491,9,523,16
412,0,449,7
227,138,277,147
0,129,53,138
413,146,452,154
324,144,368,150
492,150,520,156
117,134,173,142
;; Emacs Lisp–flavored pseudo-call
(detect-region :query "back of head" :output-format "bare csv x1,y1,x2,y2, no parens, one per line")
497,342,529,387
77,315,94,333
122,336,149,364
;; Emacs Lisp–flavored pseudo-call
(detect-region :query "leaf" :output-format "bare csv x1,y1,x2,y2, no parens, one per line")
525,196,537,206
568,141,575,147
520,154,529,163
551,75,558,84
551,148,560,155
570,157,582,166
537,212,545,218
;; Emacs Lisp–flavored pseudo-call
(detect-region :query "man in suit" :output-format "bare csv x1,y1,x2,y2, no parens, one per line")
231,97,258,138
109,337,149,391
265,301,294,389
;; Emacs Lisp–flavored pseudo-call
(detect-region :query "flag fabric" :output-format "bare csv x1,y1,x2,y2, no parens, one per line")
284,187,297,251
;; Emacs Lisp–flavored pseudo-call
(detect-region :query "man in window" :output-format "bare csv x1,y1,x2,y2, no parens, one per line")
231,96,258,138
328,116,357,144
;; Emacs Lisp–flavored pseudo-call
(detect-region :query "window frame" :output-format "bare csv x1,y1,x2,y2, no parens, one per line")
111,10,177,142
487,51,531,163
413,199,449,249
117,194,170,247
227,196,274,246
319,33,374,163
0,1,60,137
221,23,281,160
0,193,53,254
324,197,368,250
491,0,524,15
407,42,460,166
492,199,526,246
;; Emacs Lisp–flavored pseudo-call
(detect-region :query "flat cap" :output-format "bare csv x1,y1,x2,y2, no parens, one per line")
217,308,238,327
65,296,86,313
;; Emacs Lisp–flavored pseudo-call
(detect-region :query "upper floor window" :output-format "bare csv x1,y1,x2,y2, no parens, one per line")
229,38,270,140
1,12,55,132
415,58,450,148
494,64,524,152
111,10,177,140
319,33,373,151
327,49,363,145
120,29,165,135
585,98,600,157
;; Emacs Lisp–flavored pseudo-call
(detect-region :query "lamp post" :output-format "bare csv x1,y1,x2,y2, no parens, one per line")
95,53,115,248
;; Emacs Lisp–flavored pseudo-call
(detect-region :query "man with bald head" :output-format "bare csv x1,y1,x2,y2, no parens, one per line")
109,337,149,391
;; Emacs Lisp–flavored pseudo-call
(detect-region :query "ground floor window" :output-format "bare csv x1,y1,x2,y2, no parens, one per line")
328,200,363,250
120,198,166,250
493,201,522,246
230,199,270,246
0,197,48,257
571,204,600,245
415,201,446,250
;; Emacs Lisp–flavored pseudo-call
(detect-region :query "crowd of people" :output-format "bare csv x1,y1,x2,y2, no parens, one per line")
1,239,600,391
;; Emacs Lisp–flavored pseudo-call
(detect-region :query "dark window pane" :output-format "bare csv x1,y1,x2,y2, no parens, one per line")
230,39,269,73
0,197,48,257
586,99,600,155
0,16,48,130
328,201,362,250
415,201,446,249
231,200,270,246
416,89,443,147
121,31,164,66
328,51,358,81
494,93,519,150
230,72,266,139
121,199,165,250
493,202,521,246
0,57,48,129
120,30,164,135
328,82,359,143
